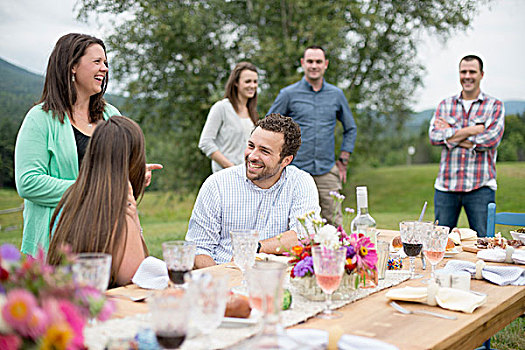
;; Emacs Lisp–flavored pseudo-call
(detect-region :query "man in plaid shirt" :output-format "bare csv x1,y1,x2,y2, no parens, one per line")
429,55,505,237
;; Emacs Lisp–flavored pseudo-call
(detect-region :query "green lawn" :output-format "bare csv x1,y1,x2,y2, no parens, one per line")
1,162,523,349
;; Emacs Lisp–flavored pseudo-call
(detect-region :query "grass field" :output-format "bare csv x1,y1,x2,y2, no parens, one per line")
1,162,523,348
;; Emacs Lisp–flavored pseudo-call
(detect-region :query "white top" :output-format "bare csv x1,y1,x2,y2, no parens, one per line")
198,98,255,173
185,165,320,264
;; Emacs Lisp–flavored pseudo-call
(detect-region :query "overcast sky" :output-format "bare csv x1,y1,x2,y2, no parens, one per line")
1,0,524,112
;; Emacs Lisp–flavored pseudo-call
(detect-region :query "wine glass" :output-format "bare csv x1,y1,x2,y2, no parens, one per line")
162,241,196,287
311,246,346,319
72,253,112,292
423,225,450,281
149,290,190,349
237,260,307,349
399,221,433,279
230,230,259,294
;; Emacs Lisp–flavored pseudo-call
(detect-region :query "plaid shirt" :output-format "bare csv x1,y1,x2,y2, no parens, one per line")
429,91,505,192
185,164,320,264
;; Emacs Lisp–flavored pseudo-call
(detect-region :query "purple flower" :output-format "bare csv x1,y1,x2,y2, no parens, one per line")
345,245,356,259
293,256,314,277
0,244,21,262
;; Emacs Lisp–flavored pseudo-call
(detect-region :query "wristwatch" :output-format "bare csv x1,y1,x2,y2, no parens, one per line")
338,157,349,166
257,242,262,253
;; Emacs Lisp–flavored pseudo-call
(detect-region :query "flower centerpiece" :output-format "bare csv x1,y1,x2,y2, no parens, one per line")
287,192,378,300
0,244,115,350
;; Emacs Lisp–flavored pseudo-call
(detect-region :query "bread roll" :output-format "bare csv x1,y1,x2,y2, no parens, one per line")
392,236,402,249
224,293,252,318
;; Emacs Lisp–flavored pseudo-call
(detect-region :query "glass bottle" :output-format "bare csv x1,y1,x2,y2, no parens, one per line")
350,186,377,245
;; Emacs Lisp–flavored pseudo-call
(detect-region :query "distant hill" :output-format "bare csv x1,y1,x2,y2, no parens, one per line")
0,57,125,123
405,100,525,135
0,57,125,187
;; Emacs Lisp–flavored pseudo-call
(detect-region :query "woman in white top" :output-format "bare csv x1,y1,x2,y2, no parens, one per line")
199,62,259,173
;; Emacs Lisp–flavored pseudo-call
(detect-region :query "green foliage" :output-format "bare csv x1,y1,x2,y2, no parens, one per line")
498,113,525,161
77,0,484,190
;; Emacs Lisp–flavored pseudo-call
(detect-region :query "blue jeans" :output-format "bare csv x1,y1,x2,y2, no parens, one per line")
434,187,495,237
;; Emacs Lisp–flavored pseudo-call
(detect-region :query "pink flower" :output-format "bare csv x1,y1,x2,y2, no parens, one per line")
0,334,22,350
351,234,378,271
58,300,85,349
97,299,116,321
26,306,49,339
1,289,37,336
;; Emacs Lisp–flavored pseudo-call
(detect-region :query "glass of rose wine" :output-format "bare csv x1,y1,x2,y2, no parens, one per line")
311,246,346,319
423,225,450,281
399,221,433,279
162,241,196,287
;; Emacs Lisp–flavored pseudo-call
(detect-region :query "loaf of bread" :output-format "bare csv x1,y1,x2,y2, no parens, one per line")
224,293,252,318
391,235,402,250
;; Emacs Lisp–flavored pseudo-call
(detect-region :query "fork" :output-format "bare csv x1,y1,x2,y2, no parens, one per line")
390,301,457,320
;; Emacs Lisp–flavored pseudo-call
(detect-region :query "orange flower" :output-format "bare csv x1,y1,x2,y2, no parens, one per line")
40,322,73,350
291,246,303,256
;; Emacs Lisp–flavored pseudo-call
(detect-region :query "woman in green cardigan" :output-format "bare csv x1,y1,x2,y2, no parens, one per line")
14,33,121,256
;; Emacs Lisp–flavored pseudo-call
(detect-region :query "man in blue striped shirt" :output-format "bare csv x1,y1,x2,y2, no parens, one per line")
268,46,357,226
186,114,320,268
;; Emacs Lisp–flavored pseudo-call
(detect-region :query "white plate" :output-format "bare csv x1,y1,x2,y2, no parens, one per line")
444,247,461,258
510,231,525,244
221,315,258,327
512,250,525,265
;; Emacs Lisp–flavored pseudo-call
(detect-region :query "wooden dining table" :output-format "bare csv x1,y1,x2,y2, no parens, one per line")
106,229,525,350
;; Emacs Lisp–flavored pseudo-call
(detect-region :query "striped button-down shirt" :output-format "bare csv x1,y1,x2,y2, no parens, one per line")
185,164,320,264
429,91,505,192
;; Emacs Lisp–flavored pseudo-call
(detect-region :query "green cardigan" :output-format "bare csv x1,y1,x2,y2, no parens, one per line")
15,103,121,256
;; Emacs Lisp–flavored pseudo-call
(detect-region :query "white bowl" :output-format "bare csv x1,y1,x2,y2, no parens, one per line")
510,231,525,243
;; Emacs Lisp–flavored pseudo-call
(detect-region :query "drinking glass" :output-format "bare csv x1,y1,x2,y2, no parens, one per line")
185,272,229,337
239,260,306,349
149,290,190,349
423,225,450,281
311,246,346,319
399,221,433,279
376,240,390,280
72,253,112,292
230,230,259,294
162,241,196,287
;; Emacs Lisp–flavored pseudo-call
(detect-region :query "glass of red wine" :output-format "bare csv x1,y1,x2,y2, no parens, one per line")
149,289,190,349
162,241,196,287
399,221,433,279
311,246,346,319
423,225,450,281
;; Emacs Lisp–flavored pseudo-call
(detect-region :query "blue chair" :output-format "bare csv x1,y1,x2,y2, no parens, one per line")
479,203,525,350
486,203,525,237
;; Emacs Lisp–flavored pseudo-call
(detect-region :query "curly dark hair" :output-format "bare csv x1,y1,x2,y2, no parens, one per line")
257,113,301,161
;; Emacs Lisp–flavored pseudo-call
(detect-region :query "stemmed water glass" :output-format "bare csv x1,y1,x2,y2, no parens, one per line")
311,246,346,319
399,221,433,279
162,241,196,287
230,230,259,294
72,253,112,324
423,225,450,281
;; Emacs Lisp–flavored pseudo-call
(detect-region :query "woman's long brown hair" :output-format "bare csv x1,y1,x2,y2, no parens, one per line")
47,116,146,283
38,33,108,124
224,62,259,124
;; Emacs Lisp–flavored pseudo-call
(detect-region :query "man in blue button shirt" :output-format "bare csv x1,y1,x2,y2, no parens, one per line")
268,45,357,226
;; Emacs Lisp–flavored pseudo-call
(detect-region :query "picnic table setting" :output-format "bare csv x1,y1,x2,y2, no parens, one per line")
1,200,524,349
88,199,524,349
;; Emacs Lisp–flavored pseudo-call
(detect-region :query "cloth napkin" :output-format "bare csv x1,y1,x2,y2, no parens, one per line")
338,335,399,350
131,256,169,290
442,260,525,286
285,329,328,349
385,285,486,313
